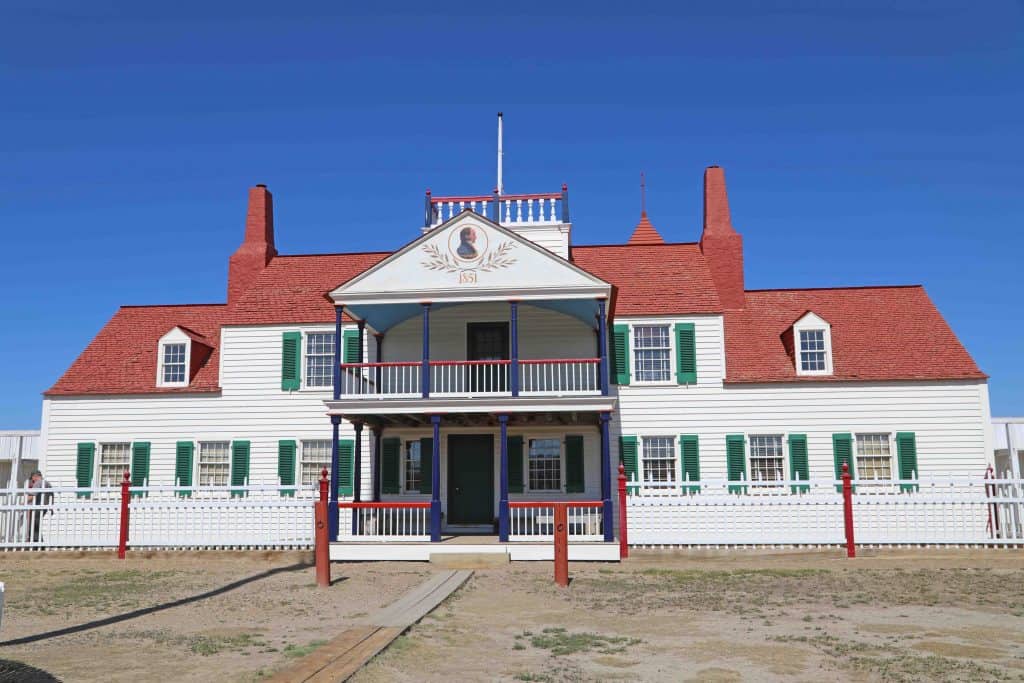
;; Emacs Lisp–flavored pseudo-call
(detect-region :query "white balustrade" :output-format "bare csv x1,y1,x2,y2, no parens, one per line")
519,359,599,395
508,503,604,541
336,503,431,541
430,194,562,226
430,361,511,396
339,363,420,398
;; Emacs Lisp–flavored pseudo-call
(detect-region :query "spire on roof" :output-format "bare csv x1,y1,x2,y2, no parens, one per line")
627,171,666,245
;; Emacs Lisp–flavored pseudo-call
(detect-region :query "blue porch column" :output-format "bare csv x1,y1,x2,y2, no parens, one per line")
329,415,341,541
498,414,510,541
372,426,382,501
597,299,609,396
509,301,519,396
374,333,383,392
430,415,442,541
352,422,363,534
600,411,613,542
421,303,431,398
333,306,343,400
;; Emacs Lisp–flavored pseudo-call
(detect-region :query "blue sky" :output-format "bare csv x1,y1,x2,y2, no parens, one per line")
2,1,1022,427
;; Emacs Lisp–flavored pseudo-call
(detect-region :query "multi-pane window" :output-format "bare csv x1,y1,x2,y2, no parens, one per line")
198,441,231,486
528,438,561,491
634,325,671,382
799,330,827,372
300,440,331,487
99,442,131,487
642,436,676,484
305,333,335,388
749,435,785,482
162,343,187,384
404,441,422,493
856,433,892,480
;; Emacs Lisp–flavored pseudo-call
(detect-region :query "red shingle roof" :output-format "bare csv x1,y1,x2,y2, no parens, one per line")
724,286,985,383
626,213,665,245
47,304,226,396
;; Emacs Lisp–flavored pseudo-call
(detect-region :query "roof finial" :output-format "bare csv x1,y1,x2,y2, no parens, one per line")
640,171,647,217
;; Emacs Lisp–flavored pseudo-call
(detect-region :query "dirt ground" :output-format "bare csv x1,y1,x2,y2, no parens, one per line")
0,551,429,682
355,549,1024,683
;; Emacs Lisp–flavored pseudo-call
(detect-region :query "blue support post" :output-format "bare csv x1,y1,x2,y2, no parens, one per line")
333,306,343,401
430,415,442,541
372,427,382,501
600,411,613,542
560,183,570,223
498,414,509,541
374,333,383,393
424,189,433,228
329,416,341,541
492,188,500,223
509,301,519,397
421,303,431,398
597,299,609,396
352,422,363,535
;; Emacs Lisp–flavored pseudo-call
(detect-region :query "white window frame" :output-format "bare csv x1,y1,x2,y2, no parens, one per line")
631,324,674,384
793,312,833,376
526,436,564,493
98,442,132,487
299,439,332,488
641,435,678,485
196,440,232,487
747,434,787,486
854,432,895,483
303,330,336,390
402,439,425,494
156,327,191,387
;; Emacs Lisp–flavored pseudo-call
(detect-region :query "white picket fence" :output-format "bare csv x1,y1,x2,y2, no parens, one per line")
509,503,605,542
626,475,1024,547
0,484,316,550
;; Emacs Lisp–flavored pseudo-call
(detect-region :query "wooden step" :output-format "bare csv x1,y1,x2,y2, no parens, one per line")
429,552,510,568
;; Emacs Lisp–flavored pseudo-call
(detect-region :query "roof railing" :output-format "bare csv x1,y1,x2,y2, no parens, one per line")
424,185,569,228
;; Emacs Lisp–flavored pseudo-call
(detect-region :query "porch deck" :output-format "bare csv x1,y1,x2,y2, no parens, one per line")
329,535,619,561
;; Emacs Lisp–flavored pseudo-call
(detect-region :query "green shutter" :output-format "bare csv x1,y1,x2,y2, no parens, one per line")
130,442,151,497
788,434,809,493
76,442,95,498
277,440,296,496
281,331,301,391
565,435,585,493
175,441,194,497
343,329,361,364
230,440,251,497
508,435,524,493
832,433,854,492
381,438,401,494
619,436,638,490
338,439,354,497
611,324,630,385
896,432,919,492
675,323,697,384
726,434,746,494
679,434,700,492
419,437,433,494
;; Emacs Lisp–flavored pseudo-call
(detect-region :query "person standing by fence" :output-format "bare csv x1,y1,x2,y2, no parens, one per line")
26,470,53,543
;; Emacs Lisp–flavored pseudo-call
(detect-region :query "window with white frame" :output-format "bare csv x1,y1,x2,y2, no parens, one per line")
161,343,187,385
799,330,827,372
305,332,335,388
749,434,785,482
301,440,332,487
856,433,892,480
633,325,671,382
642,436,676,484
404,441,422,493
99,442,131,487
198,441,231,486
528,438,561,491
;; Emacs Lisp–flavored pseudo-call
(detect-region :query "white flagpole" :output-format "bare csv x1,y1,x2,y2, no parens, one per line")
497,112,504,196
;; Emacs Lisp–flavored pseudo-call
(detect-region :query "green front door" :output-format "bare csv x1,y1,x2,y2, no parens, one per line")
447,435,494,525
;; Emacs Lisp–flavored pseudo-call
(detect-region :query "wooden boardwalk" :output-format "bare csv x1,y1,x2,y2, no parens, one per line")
266,570,471,682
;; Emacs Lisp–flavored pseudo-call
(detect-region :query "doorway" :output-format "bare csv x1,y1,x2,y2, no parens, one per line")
447,434,494,526
466,322,510,392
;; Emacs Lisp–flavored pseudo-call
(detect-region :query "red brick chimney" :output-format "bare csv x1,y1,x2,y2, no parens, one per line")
699,166,745,309
228,185,277,305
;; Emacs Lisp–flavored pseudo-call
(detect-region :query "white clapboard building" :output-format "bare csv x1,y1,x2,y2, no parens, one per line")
39,167,995,554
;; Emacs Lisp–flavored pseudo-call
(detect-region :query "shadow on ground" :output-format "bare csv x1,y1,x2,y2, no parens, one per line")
0,659,61,682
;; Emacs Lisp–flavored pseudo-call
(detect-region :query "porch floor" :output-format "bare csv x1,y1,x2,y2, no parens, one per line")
330,535,620,562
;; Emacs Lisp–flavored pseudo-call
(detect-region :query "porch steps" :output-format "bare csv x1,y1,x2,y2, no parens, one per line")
429,552,510,568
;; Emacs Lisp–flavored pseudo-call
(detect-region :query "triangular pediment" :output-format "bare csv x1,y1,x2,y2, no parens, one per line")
330,211,610,306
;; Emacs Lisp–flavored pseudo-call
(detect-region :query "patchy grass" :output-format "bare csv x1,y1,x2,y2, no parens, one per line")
282,640,327,659
519,627,643,657
26,569,187,615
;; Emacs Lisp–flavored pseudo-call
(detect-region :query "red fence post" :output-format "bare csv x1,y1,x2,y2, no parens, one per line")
315,468,331,588
553,503,569,587
617,463,629,559
117,469,130,559
841,463,855,558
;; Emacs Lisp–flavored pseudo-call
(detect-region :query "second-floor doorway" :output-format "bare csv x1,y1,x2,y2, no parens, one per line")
467,322,509,393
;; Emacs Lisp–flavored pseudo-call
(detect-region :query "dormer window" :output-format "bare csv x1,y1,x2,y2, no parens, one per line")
161,343,187,384
791,312,833,376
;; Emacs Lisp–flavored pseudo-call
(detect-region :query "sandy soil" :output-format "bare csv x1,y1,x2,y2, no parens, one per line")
0,551,429,682
355,549,1024,683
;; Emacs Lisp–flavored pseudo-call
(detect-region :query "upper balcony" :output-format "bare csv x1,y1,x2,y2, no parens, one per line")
424,187,569,229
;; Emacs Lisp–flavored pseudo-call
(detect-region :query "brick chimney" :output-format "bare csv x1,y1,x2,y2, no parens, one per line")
228,185,277,305
699,166,745,309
